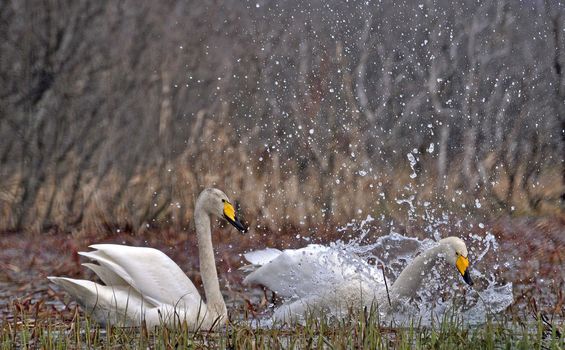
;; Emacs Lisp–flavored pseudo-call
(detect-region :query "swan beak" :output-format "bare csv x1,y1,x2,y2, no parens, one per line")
462,269,473,286
456,255,473,286
223,202,248,233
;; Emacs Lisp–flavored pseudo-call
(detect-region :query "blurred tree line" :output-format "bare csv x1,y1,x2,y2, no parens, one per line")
0,0,564,233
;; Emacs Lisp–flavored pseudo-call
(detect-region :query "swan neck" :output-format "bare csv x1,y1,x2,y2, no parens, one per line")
194,204,227,319
389,245,443,301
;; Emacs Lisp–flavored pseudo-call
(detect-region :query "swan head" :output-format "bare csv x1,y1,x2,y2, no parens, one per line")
197,188,248,232
439,236,473,286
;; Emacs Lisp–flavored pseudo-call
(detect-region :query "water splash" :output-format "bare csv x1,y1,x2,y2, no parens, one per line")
335,217,513,325
407,153,418,179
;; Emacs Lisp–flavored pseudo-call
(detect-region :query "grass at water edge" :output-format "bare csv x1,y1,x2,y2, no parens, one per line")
1,303,563,350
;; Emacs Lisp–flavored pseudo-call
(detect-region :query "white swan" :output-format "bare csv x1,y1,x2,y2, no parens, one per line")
48,188,247,330
243,236,473,322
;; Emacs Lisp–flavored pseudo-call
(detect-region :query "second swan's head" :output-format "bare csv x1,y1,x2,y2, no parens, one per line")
197,188,248,233
439,236,474,286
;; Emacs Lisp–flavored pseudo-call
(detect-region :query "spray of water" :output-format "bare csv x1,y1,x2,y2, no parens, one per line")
331,212,513,325
251,154,513,326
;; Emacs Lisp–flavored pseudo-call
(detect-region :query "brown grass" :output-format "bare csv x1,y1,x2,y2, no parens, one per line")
1,100,563,234
1,144,562,235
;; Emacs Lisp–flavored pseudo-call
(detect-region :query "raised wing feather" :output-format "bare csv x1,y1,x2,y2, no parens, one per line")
244,248,282,266
82,262,128,286
243,245,337,298
82,244,202,307
243,244,385,299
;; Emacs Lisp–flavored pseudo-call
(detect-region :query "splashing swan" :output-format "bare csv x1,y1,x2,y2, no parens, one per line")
48,188,247,329
243,237,473,322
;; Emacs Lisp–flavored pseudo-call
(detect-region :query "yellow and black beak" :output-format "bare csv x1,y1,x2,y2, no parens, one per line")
223,201,248,233
456,255,474,286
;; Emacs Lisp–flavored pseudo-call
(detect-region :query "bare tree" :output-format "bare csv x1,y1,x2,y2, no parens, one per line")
1,0,563,232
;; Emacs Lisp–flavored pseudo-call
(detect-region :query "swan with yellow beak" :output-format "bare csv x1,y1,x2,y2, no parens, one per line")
243,236,474,323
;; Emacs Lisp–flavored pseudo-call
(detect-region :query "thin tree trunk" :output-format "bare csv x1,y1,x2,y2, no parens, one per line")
437,125,449,190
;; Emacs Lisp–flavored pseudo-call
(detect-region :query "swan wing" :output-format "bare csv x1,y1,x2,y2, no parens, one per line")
47,276,158,326
48,277,214,328
243,245,341,298
82,244,202,307
243,248,282,265
244,244,385,299
82,262,129,286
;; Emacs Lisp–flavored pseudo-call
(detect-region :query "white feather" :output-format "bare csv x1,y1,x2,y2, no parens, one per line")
48,188,244,330
243,237,472,323
243,248,282,266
